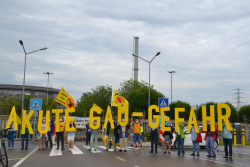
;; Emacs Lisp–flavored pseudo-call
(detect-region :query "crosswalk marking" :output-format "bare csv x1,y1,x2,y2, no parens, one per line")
83,146,102,153
71,146,84,154
50,146,62,156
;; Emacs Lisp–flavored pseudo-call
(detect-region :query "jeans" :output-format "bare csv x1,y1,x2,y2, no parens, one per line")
176,135,185,154
8,139,14,148
223,138,232,157
133,134,141,144
21,133,29,148
90,134,98,150
56,132,64,148
192,141,199,154
86,132,91,145
206,137,216,156
150,129,158,151
46,131,53,147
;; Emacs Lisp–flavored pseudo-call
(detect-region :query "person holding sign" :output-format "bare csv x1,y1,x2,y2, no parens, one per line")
164,122,174,154
38,117,47,150
68,122,76,150
222,120,233,159
56,117,65,150
175,122,185,155
87,120,100,151
118,118,130,152
131,116,144,153
204,120,218,158
21,114,32,150
149,118,159,153
85,121,91,146
105,119,118,151
190,123,200,156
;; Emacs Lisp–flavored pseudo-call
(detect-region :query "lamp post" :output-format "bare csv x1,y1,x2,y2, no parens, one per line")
19,40,47,114
132,52,161,109
44,72,54,106
167,71,176,104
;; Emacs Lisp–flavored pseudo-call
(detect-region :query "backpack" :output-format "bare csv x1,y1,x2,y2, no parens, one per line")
7,131,16,140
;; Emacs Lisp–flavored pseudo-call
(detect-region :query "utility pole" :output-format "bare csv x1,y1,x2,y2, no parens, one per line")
232,88,248,112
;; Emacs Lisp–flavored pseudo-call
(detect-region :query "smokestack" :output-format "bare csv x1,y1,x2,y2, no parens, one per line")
134,37,139,81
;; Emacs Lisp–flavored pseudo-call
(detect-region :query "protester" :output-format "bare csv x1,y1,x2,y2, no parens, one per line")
86,120,91,146
68,121,76,150
131,116,144,153
7,121,16,150
38,117,47,150
87,120,100,151
46,118,54,148
222,120,233,159
105,119,118,151
149,118,159,153
118,119,130,152
130,122,134,147
175,122,185,155
190,124,200,156
115,121,120,146
56,117,65,150
21,114,32,150
140,125,143,147
164,122,174,154
204,120,218,158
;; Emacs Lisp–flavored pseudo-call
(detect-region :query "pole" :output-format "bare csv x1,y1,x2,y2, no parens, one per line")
21,53,27,113
47,73,49,105
33,111,37,143
171,72,172,104
148,63,150,109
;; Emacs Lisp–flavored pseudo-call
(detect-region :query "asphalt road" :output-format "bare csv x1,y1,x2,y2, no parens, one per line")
5,141,250,167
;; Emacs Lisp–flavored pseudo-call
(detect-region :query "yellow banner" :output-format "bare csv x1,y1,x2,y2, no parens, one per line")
55,87,75,109
111,89,128,114
93,103,103,112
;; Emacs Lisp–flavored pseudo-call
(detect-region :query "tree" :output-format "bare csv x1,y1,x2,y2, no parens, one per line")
238,105,250,123
167,100,192,121
127,87,164,119
117,78,151,98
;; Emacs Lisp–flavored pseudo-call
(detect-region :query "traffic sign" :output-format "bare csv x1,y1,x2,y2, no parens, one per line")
30,99,42,110
158,97,169,108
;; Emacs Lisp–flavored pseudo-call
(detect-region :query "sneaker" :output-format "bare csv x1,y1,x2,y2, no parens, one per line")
42,148,45,150
87,149,91,151
207,155,211,158
164,151,167,154
119,150,123,152
124,150,127,152
114,149,116,151
105,149,108,151
21,147,24,150
212,155,216,158
177,152,181,155
94,149,97,151
56,147,59,150
25,147,28,150
149,150,153,153
50,146,53,148
197,154,200,157
229,156,232,159
182,153,185,155
12,147,15,150
8,148,11,150
61,147,65,150
191,153,195,156
168,152,171,154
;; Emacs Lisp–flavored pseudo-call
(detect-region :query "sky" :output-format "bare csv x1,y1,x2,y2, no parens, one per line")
0,0,250,108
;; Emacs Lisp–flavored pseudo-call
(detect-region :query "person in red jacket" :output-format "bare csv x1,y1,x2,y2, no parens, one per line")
204,120,218,158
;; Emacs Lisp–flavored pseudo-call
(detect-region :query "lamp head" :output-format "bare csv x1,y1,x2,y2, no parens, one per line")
40,47,47,50
156,52,161,56
132,54,137,57
19,40,23,46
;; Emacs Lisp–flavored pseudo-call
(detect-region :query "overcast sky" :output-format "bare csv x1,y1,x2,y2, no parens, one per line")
1,0,250,108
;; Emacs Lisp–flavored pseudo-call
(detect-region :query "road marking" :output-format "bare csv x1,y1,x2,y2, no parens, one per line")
116,157,126,161
71,146,83,154
9,158,22,161
50,146,62,156
13,147,38,167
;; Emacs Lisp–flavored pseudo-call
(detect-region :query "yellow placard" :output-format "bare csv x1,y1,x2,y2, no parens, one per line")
148,105,160,129
187,108,199,133
21,110,34,134
175,108,185,133
202,105,215,132
132,112,143,117
38,110,50,134
55,87,75,109
111,89,129,114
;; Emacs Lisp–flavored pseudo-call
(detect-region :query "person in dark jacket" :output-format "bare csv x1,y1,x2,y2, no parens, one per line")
148,119,159,153
118,119,130,152
105,119,118,151
85,121,91,146
164,122,174,154
46,119,54,148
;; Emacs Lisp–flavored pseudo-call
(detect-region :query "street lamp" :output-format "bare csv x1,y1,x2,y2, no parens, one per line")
132,52,161,109
19,40,47,113
44,72,54,106
167,71,176,104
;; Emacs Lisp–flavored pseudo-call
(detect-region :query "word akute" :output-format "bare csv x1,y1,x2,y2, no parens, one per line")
5,103,232,134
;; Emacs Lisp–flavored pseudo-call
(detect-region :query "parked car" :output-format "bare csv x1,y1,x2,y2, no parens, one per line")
172,126,218,149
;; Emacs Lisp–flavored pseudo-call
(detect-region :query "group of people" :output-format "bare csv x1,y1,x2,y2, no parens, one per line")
7,115,233,160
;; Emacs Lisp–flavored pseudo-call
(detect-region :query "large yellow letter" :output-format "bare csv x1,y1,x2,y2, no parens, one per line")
160,107,170,131
103,106,114,129
22,110,34,134
89,107,102,129
118,103,129,126
38,110,50,134
217,103,232,131
65,109,76,132
52,109,63,132
187,108,199,133
148,105,159,129
5,106,18,130
175,108,185,132
202,105,215,132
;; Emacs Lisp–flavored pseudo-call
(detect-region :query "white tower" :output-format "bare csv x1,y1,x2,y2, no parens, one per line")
133,37,139,81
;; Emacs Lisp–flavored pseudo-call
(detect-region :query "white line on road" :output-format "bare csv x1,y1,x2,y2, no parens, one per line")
116,157,126,161
50,146,62,156
71,146,83,154
9,158,22,161
13,147,38,167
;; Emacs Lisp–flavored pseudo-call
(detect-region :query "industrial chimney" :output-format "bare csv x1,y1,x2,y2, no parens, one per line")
133,37,139,81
